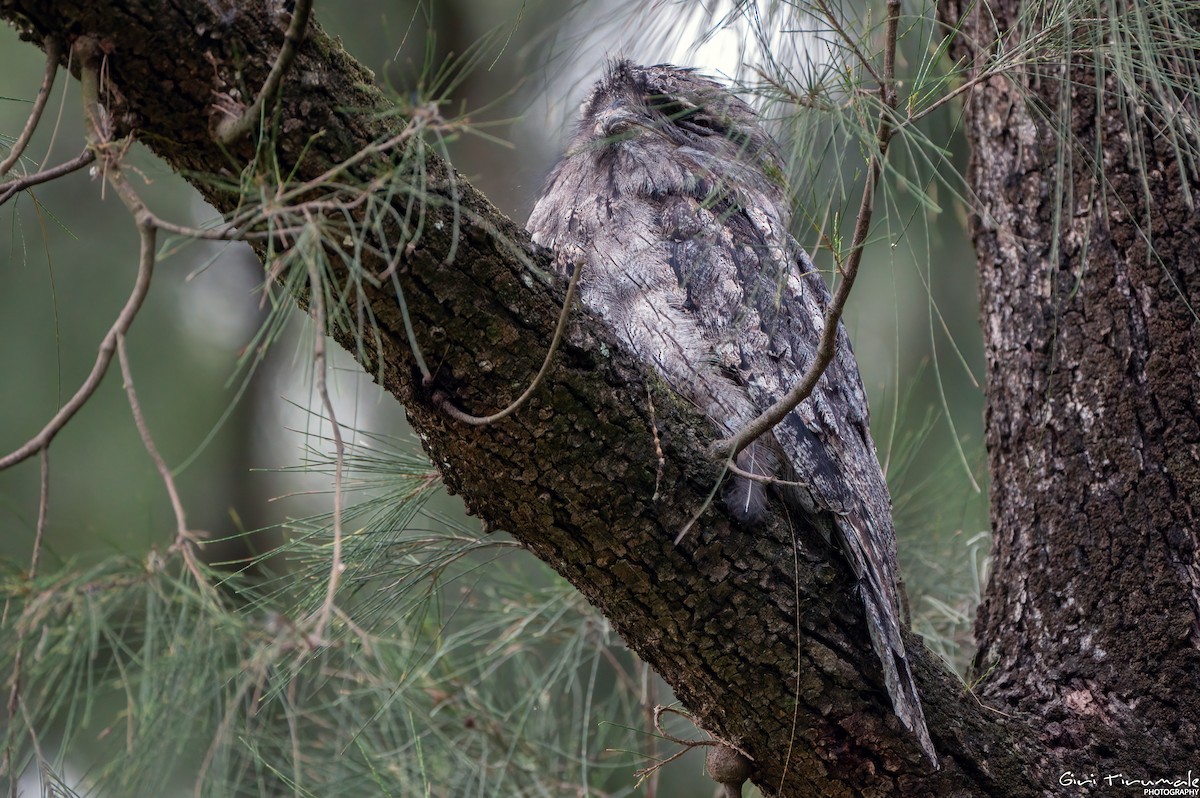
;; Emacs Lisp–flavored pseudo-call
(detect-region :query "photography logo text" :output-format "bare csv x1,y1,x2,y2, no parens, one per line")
1060,771,1199,796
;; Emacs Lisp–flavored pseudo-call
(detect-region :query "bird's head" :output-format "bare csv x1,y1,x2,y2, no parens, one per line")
576,61,770,156
566,61,787,203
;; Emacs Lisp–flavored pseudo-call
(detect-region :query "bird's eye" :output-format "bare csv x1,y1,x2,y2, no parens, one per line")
643,93,732,139
644,93,697,121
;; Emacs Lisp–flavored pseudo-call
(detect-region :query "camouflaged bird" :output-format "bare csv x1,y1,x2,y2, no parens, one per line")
526,60,936,764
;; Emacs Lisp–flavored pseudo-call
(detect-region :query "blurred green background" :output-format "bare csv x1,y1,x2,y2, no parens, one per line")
1,2,987,795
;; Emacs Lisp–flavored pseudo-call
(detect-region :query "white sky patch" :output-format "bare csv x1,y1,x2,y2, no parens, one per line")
661,1,817,83
526,0,824,141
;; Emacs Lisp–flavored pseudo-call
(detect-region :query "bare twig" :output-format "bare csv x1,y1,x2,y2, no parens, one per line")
633,742,693,783
777,508,802,793
216,0,313,144
901,65,994,128
632,705,753,784
117,333,188,538
646,386,664,502
77,39,152,224
723,458,816,490
115,330,210,588
673,464,729,545
641,663,659,798
30,450,49,579
148,213,307,242
435,255,584,426
712,0,903,463
815,0,886,88
0,211,156,472
13,700,46,794
305,248,346,642
0,148,95,206
0,47,157,472
0,40,61,177
276,114,429,206
2,452,50,791
3,40,212,593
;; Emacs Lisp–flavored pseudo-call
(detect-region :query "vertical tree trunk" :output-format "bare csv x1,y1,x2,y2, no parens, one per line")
943,0,1200,775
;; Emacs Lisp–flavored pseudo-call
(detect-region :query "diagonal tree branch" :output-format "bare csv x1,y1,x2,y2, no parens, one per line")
0,2,1044,795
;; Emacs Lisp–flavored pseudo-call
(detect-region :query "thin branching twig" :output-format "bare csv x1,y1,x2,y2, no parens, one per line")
116,332,210,589
145,213,307,242
1,38,217,600
116,333,188,539
713,0,903,463
640,663,659,798
814,0,885,88
2,451,50,793
0,40,61,177
216,0,313,144
0,148,95,206
305,245,346,642
646,386,665,503
632,705,752,785
0,207,156,472
777,508,802,792
436,255,584,426
30,450,48,579
0,44,158,472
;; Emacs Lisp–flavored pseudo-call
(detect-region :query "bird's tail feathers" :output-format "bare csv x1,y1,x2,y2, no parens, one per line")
839,516,938,767
724,441,773,523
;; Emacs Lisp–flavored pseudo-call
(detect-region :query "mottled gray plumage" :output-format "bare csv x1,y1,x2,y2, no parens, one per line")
527,61,935,763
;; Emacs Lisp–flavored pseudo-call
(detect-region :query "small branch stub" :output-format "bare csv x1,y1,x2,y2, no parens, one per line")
214,0,313,144
706,744,753,798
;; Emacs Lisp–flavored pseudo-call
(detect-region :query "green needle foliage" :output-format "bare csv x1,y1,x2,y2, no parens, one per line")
3,429,649,796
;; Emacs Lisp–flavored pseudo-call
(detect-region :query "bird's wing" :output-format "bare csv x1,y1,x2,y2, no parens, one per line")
662,185,936,762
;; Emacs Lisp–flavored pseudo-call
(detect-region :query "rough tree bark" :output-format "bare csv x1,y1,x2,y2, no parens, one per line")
3,0,1194,795
942,0,1200,788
